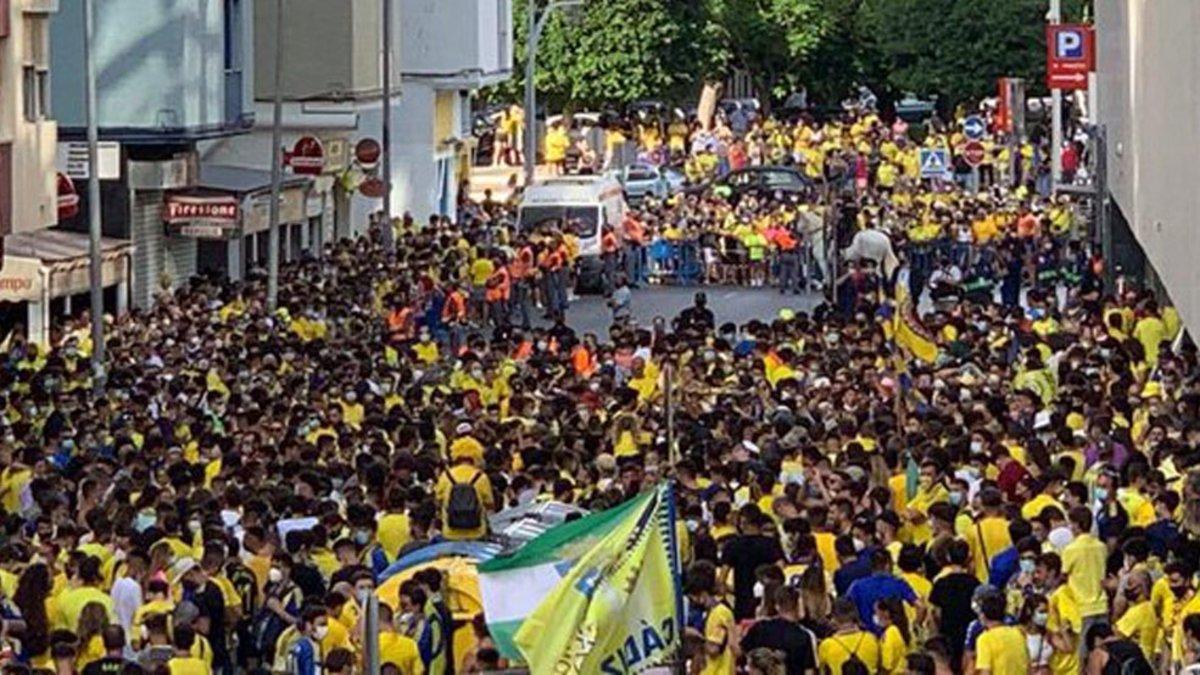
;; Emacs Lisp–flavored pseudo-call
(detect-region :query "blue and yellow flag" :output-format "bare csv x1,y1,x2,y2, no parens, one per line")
893,285,938,363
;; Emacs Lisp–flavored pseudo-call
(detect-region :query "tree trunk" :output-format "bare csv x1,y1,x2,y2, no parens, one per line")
697,81,722,131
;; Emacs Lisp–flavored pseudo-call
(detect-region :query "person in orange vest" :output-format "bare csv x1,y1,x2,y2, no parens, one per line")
442,281,469,351
776,225,802,295
571,336,597,378
622,212,647,287
600,226,621,294
539,236,568,322
509,238,536,330
386,296,416,345
485,252,512,328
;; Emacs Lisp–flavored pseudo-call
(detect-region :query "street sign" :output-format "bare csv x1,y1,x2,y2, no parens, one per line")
963,115,986,140
963,141,986,167
355,138,381,169
919,148,951,179
56,173,80,220
286,136,326,175
56,142,121,180
1046,24,1094,90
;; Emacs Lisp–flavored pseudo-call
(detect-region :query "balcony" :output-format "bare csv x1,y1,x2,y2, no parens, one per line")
22,0,58,14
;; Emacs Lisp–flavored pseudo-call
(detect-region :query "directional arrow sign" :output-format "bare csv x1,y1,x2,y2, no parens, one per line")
963,116,986,140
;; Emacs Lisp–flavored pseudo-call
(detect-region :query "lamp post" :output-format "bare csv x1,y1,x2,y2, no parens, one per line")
266,0,284,311
83,0,105,395
1048,0,1063,189
381,0,395,249
523,0,584,189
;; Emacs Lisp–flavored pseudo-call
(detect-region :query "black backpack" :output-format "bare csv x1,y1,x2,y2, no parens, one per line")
1102,639,1153,675
445,469,484,530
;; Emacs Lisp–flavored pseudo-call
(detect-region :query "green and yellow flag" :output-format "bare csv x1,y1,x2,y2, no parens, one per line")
479,483,681,674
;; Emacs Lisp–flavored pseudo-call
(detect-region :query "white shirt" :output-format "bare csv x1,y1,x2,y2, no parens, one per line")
110,575,143,633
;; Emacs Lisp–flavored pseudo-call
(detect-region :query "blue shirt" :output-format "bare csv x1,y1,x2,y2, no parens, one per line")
289,636,318,675
833,552,874,597
845,573,918,634
988,546,1019,590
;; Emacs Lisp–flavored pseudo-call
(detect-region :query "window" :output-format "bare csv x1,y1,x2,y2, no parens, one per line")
23,66,37,121
36,70,50,117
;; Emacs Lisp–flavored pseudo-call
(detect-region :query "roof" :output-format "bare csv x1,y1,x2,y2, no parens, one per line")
4,229,132,263
198,164,310,194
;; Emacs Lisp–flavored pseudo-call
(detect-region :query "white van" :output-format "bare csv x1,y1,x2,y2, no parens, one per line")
517,175,627,291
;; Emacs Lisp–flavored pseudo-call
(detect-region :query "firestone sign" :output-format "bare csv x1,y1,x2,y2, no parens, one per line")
163,195,240,224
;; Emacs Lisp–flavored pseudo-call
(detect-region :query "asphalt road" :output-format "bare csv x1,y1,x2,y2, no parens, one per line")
546,284,824,339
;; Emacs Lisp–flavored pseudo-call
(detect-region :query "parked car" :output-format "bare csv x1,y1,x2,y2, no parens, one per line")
690,166,813,203
614,163,686,203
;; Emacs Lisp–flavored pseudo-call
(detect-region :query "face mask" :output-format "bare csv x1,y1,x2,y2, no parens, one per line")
268,567,284,584
1094,487,1109,502
969,440,984,453
188,519,202,534
140,624,149,641
1033,611,1048,627
949,491,964,507
686,519,700,533
134,511,157,532
1019,558,1036,574
354,530,371,546
753,581,765,599
313,625,329,641
852,537,866,552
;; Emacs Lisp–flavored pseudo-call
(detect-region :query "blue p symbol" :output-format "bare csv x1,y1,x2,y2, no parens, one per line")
1057,30,1083,58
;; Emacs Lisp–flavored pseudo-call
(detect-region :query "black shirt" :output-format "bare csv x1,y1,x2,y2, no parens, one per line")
720,534,784,620
929,571,980,665
82,657,143,675
189,582,230,667
741,617,818,674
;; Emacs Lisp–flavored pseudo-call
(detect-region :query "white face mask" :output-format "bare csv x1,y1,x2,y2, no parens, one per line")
313,625,329,641
970,440,984,453
268,567,283,584
753,581,765,599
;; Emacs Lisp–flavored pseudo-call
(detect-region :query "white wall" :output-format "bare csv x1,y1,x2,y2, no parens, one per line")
400,0,512,81
1098,0,1200,333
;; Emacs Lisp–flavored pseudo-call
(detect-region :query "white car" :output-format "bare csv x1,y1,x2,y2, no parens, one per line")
614,163,685,202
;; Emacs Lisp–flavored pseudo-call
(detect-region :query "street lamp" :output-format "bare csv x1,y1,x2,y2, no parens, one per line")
83,0,105,395
523,0,584,189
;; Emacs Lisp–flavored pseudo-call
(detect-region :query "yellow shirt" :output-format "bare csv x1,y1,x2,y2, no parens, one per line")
818,630,880,674
879,624,908,674
1047,586,1081,675
320,616,355,655
1115,600,1158,659
975,625,1030,675
469,258,495,287
700,602,737,675
380,631,424,673
965,517,1013,581
376,512,412,561
167,655,210,675
1,467,31,514
434,464,494,541
77,634,105,670
1020,494,1063,521
55,585,115,631
904,484,948,545
133,598,176,637
1061,533,1108,617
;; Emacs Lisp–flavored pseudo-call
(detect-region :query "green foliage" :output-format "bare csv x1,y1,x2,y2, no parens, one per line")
483,0,1092,112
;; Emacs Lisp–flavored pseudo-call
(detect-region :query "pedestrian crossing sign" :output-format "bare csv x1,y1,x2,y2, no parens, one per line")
919,148,951,179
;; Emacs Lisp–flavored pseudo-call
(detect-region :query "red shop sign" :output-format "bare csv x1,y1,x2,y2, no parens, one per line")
163,195,240,224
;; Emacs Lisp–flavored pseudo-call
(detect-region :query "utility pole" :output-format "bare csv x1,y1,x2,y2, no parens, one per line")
381,0,394,249
83,0,105,396
523,0,584,189
1049,0,1063,189
266,0,284,311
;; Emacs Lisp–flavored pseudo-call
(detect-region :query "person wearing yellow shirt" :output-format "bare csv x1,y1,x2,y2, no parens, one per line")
1132,305,1167,366
412,331,439,364
1061,507,1109,624
875,598,911,674
376,489,412,562
435,432,495,541
167,626,212,675
378,603,425,674
56,557,116,631
1114,571,1158,659
544,122,570,174
691,571,734,672
818,599,880,674
974,593,1030,675
903,461,948,546
965,489,1013,582
132,579,177,644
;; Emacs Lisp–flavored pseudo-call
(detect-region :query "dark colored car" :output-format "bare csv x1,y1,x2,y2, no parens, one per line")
690,166,814,203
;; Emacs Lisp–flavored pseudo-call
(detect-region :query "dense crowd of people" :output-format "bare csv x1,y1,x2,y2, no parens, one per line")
0,101,1196,675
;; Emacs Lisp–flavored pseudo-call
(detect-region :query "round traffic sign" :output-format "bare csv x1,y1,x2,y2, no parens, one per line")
963,115,986,140
355,138,382,168
963,141,986,167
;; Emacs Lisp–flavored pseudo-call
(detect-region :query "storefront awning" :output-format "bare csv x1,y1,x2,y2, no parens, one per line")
163,164,314,240
0,229,132,303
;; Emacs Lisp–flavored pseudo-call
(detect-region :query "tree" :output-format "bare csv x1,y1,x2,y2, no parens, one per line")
488,0,724,111
856,0,1089,108
706,0,829,109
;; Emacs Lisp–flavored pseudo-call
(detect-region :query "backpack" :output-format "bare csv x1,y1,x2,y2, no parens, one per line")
829,634,868,675
226,561,260,619
1102,639,1154,675
445,469,484,530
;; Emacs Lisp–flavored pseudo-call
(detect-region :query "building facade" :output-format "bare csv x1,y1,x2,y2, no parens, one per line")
390,0,513,222
1097,0,1200,335
49,0,255,308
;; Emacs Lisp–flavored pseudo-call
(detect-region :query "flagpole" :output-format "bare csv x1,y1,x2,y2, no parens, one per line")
664,480,686,675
